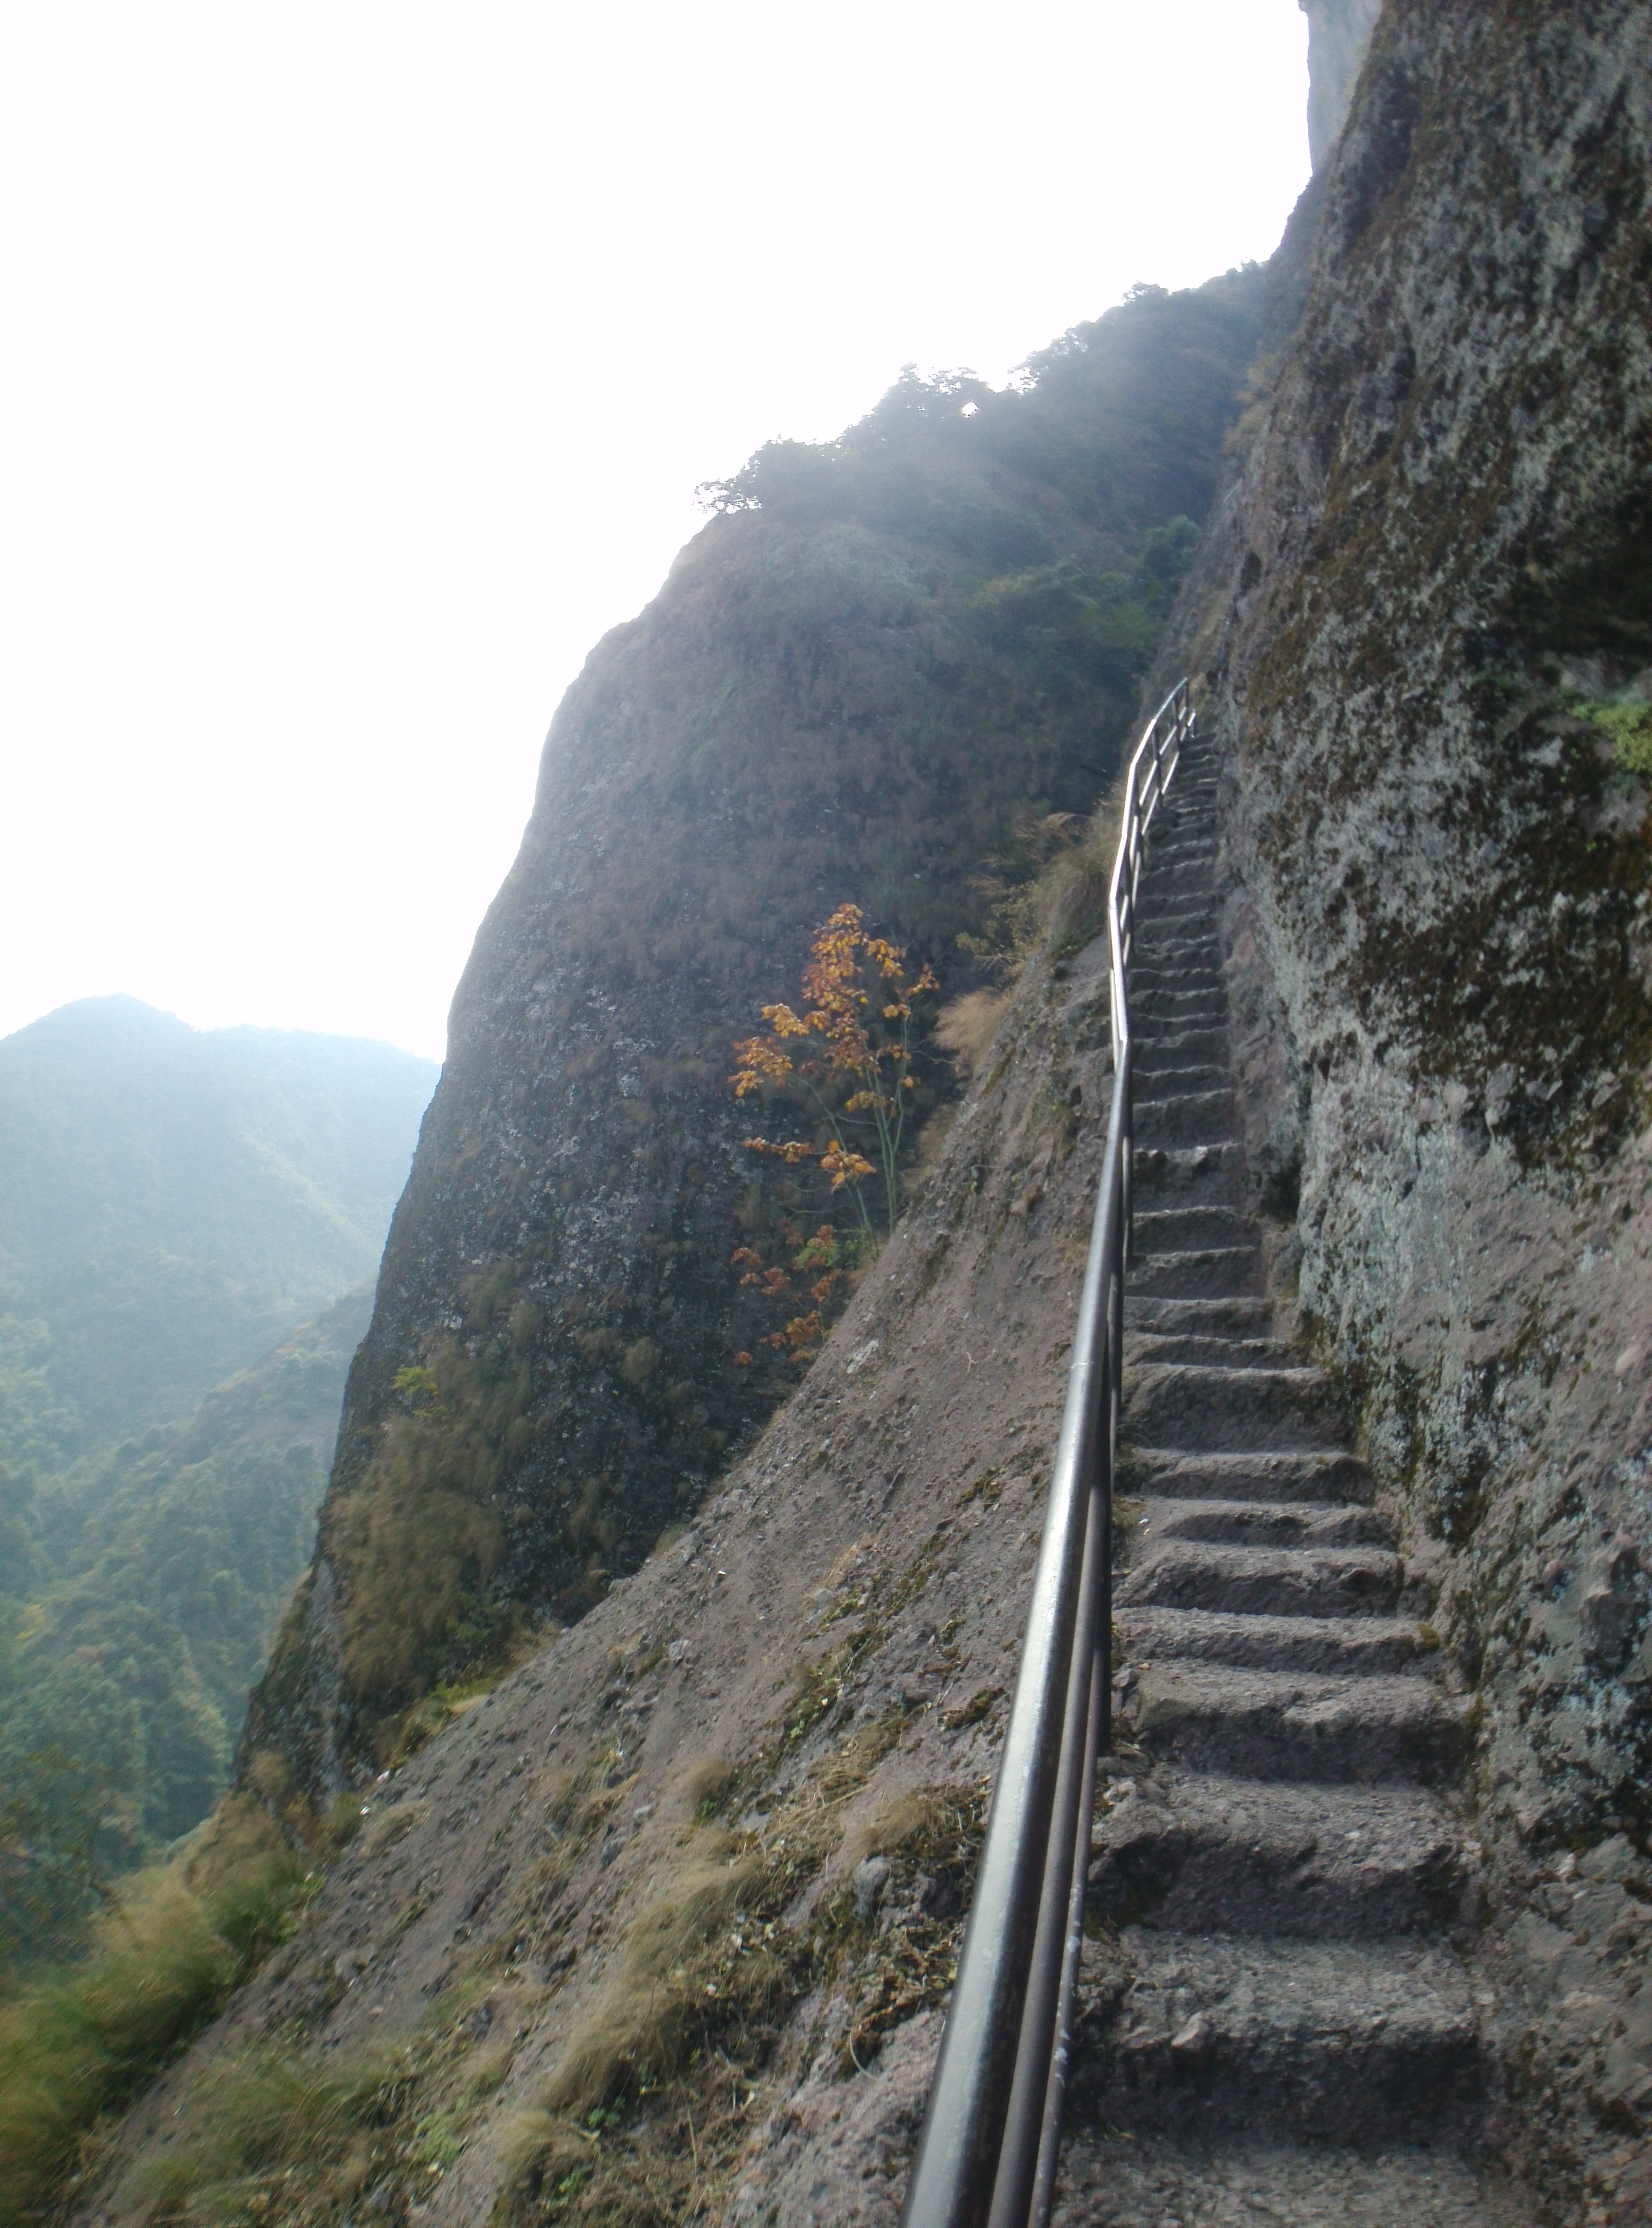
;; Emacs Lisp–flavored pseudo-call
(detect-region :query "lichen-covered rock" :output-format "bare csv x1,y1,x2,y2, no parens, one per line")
1162,0,1652,2205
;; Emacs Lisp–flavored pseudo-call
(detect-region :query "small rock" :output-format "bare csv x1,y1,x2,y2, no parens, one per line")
853,1855,892,1919
599,1834,624,1870
1170,2013,1213,2061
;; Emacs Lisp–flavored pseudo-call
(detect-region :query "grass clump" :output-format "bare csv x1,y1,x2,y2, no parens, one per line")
133,2043,412,2223
1582,695,1652,774
0,1798,311,2228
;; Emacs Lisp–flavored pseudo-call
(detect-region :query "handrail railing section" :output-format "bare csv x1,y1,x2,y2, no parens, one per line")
900,679,1196,2228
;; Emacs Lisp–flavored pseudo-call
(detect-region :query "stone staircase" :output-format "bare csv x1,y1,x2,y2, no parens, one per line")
1051,749,1528,2226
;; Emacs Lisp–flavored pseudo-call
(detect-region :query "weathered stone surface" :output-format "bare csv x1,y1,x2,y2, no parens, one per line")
1154,0,1652,2205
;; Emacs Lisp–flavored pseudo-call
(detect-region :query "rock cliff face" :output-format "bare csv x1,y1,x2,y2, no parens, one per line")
1165,0,1652,2202
1299,0,1384,173
245,277,1268,1790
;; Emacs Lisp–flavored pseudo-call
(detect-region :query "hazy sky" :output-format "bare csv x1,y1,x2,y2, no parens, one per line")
2,2,1311,1062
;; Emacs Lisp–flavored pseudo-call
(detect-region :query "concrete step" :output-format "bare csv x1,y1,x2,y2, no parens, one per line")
1088,1773,1469,1939
1134,1090,1238,1144
1118,1539,1402,1619
1127,1246,1263,1299
1120,1446,1375,1503
1141,1497,1396,1551
1117,1605,1437,1679
1068,1931,1487,2141
1122,1364,1346,1451
1123,1660,1470,1783
1050,2130,1528,2225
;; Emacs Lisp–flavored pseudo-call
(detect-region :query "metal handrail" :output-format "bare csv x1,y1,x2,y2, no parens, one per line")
900,679,1195,2228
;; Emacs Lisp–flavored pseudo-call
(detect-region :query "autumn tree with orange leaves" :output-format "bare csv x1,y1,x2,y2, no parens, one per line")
728,904,936,1362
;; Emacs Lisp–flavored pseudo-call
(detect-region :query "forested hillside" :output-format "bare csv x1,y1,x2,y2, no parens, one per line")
0,1291,373,1961
0,996,436,1467
0,1004,436,1961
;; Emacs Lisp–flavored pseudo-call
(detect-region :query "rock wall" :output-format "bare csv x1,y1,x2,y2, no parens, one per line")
1165,0,1652,2203
1299,0,1384,173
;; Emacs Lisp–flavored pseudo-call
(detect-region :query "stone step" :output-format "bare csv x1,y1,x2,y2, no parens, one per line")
1067,1931,1487,2142
1127,1246,1263,1299
1141,931,1222,958
1141,1496,1396,1551
1119,1447,1375,1503
1124,1332,1294,1370
1134,1090,1238,1144
1132,1203,1253,1251
1130,1142,1245,1196
1142,904,1222,936
1118,1539,1402,1619
1088,1773,1469,1939
1125,1291,1273,1336
1130,966,1224,995
1124,1660,1469,1783
1132,1061,1231,1096
1141,855,1222,882
1117,1605,1436,1679
1050,2129,1527,2225
1122,1364,1346,1451
1133,1019,1227,1050
1132,1005,1228,1038
1132,980,1227,1010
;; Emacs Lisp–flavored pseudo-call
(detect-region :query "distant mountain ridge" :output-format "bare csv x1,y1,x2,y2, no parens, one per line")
0,995,438,1463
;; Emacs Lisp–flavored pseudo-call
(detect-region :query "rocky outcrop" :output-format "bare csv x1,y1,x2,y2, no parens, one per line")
1299,0,1384,173
244,275,1268,1790
1162,0,1652,2207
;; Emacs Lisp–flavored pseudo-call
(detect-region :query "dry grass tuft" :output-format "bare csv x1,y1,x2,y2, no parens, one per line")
933,989,1012,1079
0,1802,311,2228
539,1839,764,2119
677,1757,738,1818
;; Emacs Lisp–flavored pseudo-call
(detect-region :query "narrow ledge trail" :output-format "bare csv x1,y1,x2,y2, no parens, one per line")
1047,743,1532,2227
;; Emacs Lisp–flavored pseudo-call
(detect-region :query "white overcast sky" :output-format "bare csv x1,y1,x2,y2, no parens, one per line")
1,2,1310,1063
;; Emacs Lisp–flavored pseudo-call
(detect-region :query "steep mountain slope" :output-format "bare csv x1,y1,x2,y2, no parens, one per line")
0,996,437,1467
1154,0,1652,2209
246,276,1272,1788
